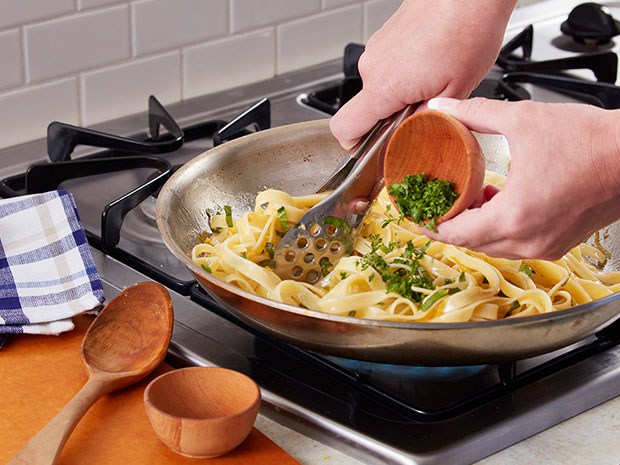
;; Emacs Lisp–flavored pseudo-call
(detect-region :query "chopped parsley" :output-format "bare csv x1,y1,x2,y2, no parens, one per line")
224,205,233,227
340,272,348,280
420,289,450,311
320,257,334,276
388,173,458,232
265,242,275,258
258,259,276,268
322,216,352,232
347,310,357,317
201,264,212,273
519,264,532,277
277,206,290,232
506,300,521,316
358,236,440,305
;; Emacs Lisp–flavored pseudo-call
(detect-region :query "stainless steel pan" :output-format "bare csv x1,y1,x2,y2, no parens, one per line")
156,119,620,365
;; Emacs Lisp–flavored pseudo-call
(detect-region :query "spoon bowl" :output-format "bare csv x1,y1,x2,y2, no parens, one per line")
9,281,174,465
384,110,485,226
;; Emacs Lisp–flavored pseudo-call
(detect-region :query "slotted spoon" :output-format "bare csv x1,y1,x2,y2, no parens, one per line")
273,105,414,283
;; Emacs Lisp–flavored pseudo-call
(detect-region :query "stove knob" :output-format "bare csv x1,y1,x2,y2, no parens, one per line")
560,2,620,45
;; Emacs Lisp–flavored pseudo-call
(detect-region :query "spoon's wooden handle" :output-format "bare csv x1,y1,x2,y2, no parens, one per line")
8,375,112,465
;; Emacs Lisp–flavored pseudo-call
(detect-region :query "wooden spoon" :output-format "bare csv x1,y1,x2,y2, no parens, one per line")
384,110,485,226
8,282,173,465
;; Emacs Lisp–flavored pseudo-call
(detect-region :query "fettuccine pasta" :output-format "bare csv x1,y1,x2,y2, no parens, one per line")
191,172,620,322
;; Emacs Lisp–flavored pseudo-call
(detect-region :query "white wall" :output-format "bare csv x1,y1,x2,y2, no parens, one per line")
0,0,539,150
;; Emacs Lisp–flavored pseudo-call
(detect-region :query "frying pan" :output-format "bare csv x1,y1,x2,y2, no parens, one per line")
156,119,620,365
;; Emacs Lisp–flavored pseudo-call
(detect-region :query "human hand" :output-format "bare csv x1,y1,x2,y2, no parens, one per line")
421,97,620,260
329,0,516,150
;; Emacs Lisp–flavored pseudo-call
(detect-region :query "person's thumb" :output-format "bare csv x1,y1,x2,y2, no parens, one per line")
426,97,515,135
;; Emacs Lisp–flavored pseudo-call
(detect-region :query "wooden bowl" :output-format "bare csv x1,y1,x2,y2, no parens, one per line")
144,366,261,458
384,110,485,225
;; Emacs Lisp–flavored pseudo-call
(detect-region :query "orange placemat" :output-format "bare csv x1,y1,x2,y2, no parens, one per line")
0,315,299,464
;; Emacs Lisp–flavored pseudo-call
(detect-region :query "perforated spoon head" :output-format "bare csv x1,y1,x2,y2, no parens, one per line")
383,110,485,225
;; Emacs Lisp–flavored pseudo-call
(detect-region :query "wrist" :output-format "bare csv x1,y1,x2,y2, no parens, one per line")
593,108,620,200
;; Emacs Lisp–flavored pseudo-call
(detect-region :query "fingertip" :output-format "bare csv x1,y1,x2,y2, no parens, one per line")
330,88,404,151
427,97,460,112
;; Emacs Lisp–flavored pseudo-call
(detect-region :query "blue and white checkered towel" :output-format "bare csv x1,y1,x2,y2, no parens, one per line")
0,190,104,336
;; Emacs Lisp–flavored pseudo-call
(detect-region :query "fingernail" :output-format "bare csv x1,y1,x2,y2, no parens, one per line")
427,97,459,111
354,200,369,212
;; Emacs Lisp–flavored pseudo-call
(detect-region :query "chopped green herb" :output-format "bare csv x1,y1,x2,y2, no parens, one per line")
265,242,275,258
347,310,356,317
340,271,348,280
275,230,285,238
201,264,212,273
277,206,290,232
322,216,352,232
509,300,521,312
384,272,434,302
519,264,532,277
211,226,223,234
420,289,449,311
444,278,453,285
415,240,432,257
459,272,466,282
320,257,334,276
426,217,438,233
368,272,376,282
257,259,276,268
224,205,233,227
388,173,458,230
240,251,247,259
299,303,308,309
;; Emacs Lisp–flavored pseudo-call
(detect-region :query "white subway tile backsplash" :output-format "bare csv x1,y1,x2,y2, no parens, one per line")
0,29,22,90
0,78,78,150
277,5,362,74
82,52,181,126
183,28,274,100
363,0,402,42
77,0,124,10
132,0,228,56
0,0,548,151
231,0,320,33
25,6,130,82
0,0,74,30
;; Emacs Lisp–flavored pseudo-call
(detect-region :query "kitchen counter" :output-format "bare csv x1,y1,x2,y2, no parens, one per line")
255,396,620,465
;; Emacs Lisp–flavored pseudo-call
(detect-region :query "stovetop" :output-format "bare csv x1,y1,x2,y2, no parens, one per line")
1,2,619,464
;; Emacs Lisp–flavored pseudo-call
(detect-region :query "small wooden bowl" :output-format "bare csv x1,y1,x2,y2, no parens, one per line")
384,110,485,225
144,366,261,458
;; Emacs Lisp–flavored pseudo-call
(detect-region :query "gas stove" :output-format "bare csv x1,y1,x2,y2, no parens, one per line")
1,2,619,464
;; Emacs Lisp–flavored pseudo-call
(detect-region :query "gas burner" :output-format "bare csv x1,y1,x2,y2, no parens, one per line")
551,33,615,52
560,2,620,46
